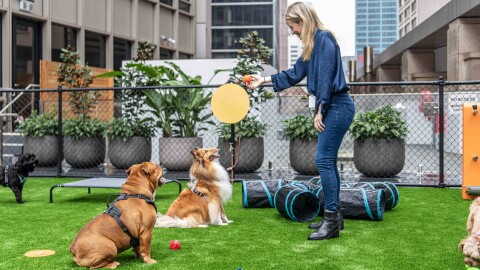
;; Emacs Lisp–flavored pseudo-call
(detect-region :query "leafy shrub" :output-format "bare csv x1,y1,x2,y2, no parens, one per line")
283,115,317,141
349,105,408,140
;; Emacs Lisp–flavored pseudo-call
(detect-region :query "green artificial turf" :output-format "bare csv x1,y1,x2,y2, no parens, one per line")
0,178,472,269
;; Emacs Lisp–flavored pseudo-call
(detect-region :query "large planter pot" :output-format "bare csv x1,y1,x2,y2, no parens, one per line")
109,136,152,169
289,138,318,175
354,138,405,177
64,135,106,168
159,137,203,171
24,136,58,166
218,137,264,173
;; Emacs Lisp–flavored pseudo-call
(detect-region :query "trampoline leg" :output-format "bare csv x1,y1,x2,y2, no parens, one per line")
88,187,91,194
50,185,61,203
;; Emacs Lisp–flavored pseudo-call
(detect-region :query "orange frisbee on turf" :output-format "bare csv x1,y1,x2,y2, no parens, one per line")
211,83,250,124
24,249,56,257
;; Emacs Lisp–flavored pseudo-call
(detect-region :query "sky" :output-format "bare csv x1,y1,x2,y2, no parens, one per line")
286,0,356,57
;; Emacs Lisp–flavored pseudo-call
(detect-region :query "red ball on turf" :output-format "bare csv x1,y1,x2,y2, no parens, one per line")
170,240,180,250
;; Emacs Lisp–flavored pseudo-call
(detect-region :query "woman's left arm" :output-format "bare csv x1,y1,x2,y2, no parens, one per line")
311,33,337,117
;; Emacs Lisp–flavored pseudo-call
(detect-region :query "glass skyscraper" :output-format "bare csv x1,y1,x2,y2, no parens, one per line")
355,0,398,63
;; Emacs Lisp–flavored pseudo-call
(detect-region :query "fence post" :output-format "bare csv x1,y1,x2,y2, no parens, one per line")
57,84,64,176
438,76,445,187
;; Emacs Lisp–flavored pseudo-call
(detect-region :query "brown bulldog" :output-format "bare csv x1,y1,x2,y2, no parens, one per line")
70,162,165,269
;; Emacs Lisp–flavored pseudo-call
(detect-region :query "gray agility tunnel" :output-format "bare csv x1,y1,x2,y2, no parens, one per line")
242,180,398,222
349,182,400,210
241,180,319,208
273,184,321,222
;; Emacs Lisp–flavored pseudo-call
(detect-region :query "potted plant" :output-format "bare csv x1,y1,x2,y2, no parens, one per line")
141,62,214,171
104,118,155,169
18,111,59,166
56,45,106,168
216,116,267,173
213,31,273,174
349,105,408,177
98,41,157,169
283,115,318,175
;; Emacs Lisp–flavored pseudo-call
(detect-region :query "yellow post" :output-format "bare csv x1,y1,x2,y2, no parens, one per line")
462,103,480,199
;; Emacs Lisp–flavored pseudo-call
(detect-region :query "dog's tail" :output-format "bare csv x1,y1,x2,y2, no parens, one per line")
155,213,201,228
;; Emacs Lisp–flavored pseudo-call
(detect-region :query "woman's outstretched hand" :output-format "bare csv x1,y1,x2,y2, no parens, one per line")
246,75,264,90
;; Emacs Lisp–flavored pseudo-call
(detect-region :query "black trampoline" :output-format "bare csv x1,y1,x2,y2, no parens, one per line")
49,177,182,203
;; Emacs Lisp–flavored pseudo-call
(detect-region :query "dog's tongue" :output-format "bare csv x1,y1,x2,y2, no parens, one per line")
210,154,220,161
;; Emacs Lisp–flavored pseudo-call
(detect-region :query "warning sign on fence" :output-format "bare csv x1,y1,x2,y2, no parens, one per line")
448,94,479,114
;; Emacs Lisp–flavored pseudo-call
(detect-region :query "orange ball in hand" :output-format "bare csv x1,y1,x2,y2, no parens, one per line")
242,75,252,85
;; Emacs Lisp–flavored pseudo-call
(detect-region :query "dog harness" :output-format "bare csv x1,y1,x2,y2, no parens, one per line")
103,194,157,248
188,179,206,198
2,166,27,187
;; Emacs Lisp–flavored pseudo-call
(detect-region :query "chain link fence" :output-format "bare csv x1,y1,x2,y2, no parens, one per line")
1,79,478,186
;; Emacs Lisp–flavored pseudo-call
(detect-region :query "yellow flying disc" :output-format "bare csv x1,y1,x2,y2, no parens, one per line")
211,83,250,124
24,249,56,257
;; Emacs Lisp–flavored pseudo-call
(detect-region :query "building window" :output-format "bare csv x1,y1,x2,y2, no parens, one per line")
160,0,173,6
85,31,106,68
160,48,174,59
51,24,77,62
212,5,273,26
399,29,403,38
412,18,417,28
399,13,402,23
113,38,132,71
212,28,273,50
179,52,192,59
411,0,416,12
179,1,191,13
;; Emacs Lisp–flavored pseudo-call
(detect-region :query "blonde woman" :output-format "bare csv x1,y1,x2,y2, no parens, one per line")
247,2,355,240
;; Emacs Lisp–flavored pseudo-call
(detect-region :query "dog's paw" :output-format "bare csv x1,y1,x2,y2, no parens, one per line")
104,261,120,268
219,222,229,226
198,224,208,228
144,258,156,264
226,219,234,224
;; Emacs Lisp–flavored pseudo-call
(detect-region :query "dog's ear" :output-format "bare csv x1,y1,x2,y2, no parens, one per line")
126,164,138,175
141,162,152,175
191,148,199,156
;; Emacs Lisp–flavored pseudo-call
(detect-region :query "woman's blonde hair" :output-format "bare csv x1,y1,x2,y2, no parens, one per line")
285,2,334,61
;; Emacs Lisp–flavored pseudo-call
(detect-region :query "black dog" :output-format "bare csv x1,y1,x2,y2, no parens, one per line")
0,153,39,203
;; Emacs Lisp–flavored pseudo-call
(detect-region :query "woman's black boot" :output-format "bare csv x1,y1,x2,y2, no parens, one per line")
308,211,344,230
308,211,341,240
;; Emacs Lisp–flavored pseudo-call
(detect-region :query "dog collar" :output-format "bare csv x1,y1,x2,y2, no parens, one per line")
188,179,206,198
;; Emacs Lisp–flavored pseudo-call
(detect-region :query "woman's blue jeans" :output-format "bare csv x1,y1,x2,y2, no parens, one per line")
315,92,355,212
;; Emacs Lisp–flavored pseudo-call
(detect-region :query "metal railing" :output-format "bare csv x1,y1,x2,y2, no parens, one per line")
0,79,477,187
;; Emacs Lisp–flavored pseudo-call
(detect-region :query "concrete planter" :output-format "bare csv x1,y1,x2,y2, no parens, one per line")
159,137,203,171
354,138,405,177
289,138,318,175
24,135,58,166
108,136,152,169
218,137,264,173
64,135,106,168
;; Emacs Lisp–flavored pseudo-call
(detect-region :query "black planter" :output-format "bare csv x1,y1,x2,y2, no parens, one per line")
24,136,58,166
109,136,152,169
159,137,203,171
289,138,318,175
218,137,264,173
64,135,106,168
353,138,405,177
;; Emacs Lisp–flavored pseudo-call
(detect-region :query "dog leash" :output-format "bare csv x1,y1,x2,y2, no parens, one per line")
226,126,242,183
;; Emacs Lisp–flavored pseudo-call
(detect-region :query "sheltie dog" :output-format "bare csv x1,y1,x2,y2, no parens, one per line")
155,147,233,228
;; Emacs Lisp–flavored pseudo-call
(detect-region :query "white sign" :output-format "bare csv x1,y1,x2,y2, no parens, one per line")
448,94,479,114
